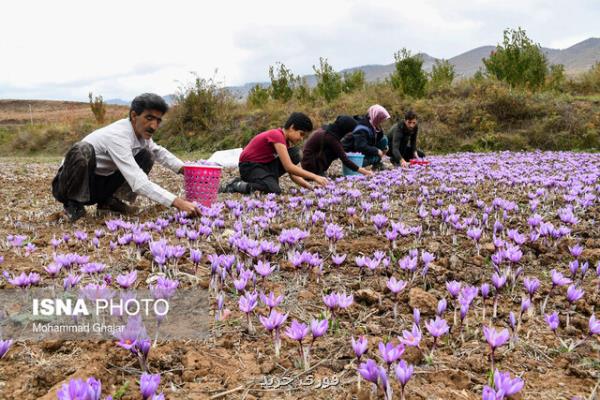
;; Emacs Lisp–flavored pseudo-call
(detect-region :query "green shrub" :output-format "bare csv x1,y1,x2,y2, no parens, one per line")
269,63,297,103
247,84,270,108
390,48,427,98
313,58,343,103
342,70,365,93
164,74,237,135
545,64,566,92
430,59,455,91
483,27,548,90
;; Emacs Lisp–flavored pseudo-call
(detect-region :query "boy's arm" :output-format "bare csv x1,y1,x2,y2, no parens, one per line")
273,143,328,187
289,174,313,190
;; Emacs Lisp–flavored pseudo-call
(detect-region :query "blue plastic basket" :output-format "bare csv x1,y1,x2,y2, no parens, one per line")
343,153,365,176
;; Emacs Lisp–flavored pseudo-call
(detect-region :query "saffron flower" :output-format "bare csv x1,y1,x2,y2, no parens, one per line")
56,376,102,400
140,373,161,400
351,336,368,361
259,309,288,357
378,341,405,368
0,339,13,359
545,312,560,334
116,270,137,289
394,359,414,400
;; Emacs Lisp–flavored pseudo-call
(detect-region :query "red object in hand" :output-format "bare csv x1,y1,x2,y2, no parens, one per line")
410,159,430,166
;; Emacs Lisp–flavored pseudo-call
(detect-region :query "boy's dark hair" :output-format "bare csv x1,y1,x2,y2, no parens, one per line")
129,93,169,120
284,112,313,132
404,110,418,121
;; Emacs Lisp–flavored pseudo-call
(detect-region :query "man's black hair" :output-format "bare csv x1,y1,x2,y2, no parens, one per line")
284,112,313,132
404,110,417,121
129,93,169,120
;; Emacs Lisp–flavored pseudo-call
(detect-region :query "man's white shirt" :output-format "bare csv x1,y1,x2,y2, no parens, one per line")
82,118,184,207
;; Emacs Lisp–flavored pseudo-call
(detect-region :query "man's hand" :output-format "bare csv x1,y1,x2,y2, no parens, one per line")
401,159,408,168
172,197,200,217
378,149,384,158
358,167,373,176
314,176,329,187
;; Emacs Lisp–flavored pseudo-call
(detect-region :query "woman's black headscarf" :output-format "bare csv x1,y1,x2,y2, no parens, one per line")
325,115,357,140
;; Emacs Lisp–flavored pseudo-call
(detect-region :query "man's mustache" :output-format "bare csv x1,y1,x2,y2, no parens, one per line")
146,128,155,134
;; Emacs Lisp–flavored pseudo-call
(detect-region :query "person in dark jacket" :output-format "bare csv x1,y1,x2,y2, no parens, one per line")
301,116,373,177
387,110,426,167
341,104,390,169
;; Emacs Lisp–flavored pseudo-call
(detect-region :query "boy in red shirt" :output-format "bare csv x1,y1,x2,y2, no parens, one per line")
221,112,328,194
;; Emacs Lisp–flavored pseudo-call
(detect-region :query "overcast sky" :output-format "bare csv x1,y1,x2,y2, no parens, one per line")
1,0,598,101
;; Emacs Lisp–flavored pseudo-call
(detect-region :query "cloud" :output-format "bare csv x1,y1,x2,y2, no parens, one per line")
0,0,598,100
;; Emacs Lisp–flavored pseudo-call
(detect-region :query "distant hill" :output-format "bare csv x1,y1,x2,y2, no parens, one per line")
225,38,600,98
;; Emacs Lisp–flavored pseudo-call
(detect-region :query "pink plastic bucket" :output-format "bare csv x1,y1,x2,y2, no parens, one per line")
183,164,222,207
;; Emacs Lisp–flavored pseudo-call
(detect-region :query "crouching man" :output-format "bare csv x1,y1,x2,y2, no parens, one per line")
52,93,200,221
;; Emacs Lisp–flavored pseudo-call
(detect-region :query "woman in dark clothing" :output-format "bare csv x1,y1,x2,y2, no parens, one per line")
387,110,426,167
340,104,390,170
301,116,373,177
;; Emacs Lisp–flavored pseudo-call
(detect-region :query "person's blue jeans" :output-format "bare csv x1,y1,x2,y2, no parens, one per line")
362,136,389,167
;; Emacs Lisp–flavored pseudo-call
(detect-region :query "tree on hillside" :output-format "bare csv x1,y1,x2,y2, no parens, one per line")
313,57,343,103
268,62,297,103
342,70,365,93
430,59,455,90
247,84,270,108
88,92,106,123
390,48,428,98
483,27,548,90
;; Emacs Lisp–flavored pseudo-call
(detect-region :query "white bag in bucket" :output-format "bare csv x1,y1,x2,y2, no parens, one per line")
207,148,243,168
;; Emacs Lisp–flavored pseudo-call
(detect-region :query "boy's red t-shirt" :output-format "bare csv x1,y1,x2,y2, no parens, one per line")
239,128,288,164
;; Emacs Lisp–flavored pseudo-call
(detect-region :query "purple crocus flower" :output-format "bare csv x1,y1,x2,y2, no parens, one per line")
437,298,447,316
483,326,510,351
588,315,600,336
331,254,347,265
413,308,421,325
387,277,407,294
254,260,275,278
399,323,422,348
63,274,82,290
285,319,309,342
480,283,490,299
493,369,524,397
523,277,540,299
56,377,102,400
491,273,507,290
310,318,328,340
260,292,283,311
378,341,405,367
259,309,288,357
551,270,572,288
0,339,13,359
425,317,449,338
545,312,559,333
116,270,137,289
569,244,583,258
8,272,30,288
446,281,461,298
394,359,414,393
44,263,62,278
566,285,584,305
351,336,368,360
357,359,379,384
150,277,178,299
140,373,161,400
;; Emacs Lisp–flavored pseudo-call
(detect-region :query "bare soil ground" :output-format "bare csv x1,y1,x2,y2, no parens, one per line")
0,154,598,400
